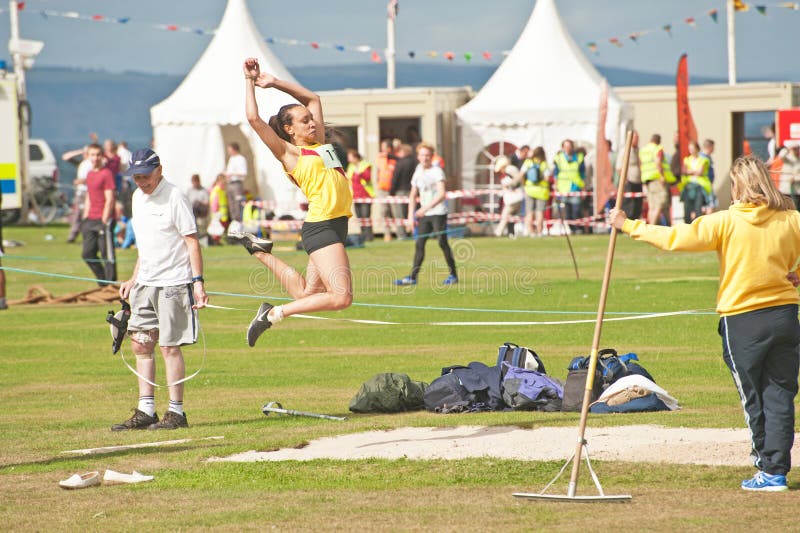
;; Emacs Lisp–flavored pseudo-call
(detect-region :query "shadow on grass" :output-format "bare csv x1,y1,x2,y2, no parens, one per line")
0,442,229,471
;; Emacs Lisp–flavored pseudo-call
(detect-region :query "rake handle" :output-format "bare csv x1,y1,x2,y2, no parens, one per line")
567,130,634,498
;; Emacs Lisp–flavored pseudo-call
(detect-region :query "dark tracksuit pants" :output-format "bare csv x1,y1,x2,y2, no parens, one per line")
719,304,800,475
410,214,456,280
81,219,117,286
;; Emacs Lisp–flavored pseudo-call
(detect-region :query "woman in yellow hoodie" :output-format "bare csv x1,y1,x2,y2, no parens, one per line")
609,156,800,492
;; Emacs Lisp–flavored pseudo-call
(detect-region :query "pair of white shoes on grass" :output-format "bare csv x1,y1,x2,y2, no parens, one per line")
58,469,153,490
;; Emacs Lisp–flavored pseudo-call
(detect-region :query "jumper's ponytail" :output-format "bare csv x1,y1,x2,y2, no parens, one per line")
268,104,301,143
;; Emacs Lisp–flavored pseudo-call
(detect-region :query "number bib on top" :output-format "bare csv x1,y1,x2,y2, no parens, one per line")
310,144,343,169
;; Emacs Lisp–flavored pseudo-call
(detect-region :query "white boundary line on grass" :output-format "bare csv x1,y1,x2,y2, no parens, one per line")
204,304,709,326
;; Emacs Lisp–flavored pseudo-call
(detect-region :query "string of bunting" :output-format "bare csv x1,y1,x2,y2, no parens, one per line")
587,1,799,54
10,1,798,62
3,2,508,64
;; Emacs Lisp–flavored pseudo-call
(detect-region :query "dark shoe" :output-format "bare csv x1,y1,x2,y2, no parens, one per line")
228,231,273,255
148,410,188,430
247,302,274,347
111,409,158,431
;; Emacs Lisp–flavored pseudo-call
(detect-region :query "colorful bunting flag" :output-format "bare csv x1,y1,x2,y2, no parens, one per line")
779,2,799,9
310,42,319,49
17,2,24,10
628,32,640,43
734,0,749,11
755,5,767,14
685,17,696,28
587,42,598,54
408,51,415,58
708,9,718,22
463,52,472,61
443,51,455,61
371,50,382,63
482,51,492,60
427,51,438,58
663,24,672,37
608,37,622,48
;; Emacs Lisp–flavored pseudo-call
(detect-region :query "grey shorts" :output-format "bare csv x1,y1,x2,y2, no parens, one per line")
128,283,198,346
524,196,548,213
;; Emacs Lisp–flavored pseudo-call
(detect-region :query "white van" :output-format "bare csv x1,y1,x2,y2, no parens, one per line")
1,139,65,224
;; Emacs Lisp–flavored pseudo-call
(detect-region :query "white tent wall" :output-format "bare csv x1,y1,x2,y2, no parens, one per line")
154,124,226,189
151,0,302,215
456,0,633,190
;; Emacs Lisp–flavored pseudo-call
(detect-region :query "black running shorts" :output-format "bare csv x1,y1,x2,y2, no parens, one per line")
301,216,349,254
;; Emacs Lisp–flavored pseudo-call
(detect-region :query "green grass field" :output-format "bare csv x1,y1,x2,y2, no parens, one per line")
2,224,799,531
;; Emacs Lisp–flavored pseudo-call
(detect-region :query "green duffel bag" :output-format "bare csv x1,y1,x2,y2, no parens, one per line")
349,373,428,413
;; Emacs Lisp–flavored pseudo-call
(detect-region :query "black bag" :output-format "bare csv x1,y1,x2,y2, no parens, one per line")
496,342,546,376
424,362,504,412
561,368,603,412
423,373,471,412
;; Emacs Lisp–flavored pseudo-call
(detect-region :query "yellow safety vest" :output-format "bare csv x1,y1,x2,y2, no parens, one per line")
209,185,228,222
242,202,260,223
554,152,584,194
523,159,551,200
640,143,677,184
680,155,712,194
346,160,374,198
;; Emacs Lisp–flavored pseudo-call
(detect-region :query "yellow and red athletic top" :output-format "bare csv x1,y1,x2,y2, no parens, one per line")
286,143,353,223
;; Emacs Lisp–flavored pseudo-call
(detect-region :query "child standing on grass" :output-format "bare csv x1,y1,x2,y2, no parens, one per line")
609,156,800,492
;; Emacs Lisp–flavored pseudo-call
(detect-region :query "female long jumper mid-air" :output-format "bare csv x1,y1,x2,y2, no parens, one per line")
231,58,353,347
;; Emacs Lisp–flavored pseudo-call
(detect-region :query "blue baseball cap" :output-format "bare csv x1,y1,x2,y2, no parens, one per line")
122,148,161,176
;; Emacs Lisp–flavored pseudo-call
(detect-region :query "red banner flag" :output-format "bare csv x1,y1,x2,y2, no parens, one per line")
676,54,698,169
595,80,613,215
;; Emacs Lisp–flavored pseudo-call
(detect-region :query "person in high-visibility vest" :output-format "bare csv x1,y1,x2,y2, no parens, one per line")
680,141,711,223
346,149,375,241
700,139,717,215
208,173,229,245
639,133,676,225
375,139,397,241
523,146,552,237
552,139,585,233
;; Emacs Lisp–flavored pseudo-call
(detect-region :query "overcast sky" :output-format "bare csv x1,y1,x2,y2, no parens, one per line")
0,0,797,80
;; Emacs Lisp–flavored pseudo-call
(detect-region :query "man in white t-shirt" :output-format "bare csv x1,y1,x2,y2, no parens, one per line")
115,148,208,431
224,142,247,223
394,143,458,286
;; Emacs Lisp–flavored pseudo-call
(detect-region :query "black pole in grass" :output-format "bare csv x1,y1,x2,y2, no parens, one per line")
558,201,580,280
513,130,635,503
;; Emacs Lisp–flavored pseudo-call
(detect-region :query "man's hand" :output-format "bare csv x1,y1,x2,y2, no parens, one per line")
414,207,426,218
119,279,134,299
787,271,800,288
608,208,627,231
192,281,208,309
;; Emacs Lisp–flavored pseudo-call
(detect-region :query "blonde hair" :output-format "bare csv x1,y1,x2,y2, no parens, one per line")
416,142,435,155
730,156,794,210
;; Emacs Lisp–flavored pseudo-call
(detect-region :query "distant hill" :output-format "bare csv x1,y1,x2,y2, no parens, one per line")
24,62,765,144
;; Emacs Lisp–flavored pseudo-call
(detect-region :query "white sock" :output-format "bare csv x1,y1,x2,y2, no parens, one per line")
168,400,184,416
138,396,156,417
267,305,284,324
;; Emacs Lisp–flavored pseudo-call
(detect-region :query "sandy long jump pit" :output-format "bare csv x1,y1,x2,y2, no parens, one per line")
209,425,800,466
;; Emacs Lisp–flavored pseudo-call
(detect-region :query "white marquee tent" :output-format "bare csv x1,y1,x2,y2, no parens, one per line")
151,0,303,215
455,0,633,189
